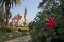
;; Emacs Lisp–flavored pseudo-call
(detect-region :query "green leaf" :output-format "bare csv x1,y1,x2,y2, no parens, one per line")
58,28,64,34
46,37,52,42
43,31,49,37
38,32,43,37
53,35,58,39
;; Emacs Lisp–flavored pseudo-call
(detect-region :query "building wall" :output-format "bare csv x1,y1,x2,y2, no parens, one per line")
25,13,28,26
12,16,25,26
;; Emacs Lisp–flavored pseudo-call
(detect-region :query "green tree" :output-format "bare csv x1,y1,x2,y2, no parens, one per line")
0,0,22,26
17,13,20,16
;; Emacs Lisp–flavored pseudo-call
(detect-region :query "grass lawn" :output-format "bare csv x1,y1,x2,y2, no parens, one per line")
17,26,29,30
5,26,29,32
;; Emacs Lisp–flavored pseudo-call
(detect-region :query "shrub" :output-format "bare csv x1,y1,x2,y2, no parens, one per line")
18,28,21,32
0,26,19,33
28,21,35,31
0,26,12,32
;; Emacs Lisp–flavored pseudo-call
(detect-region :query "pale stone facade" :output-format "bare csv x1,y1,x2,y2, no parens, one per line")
12,16,25,26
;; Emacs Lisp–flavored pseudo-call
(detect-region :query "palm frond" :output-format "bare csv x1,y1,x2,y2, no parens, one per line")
0,0,21,8
11,0,14,8
14,0,17,7
1,0,4,7
14,0,21,6
9,0,12,8
0,0,2,4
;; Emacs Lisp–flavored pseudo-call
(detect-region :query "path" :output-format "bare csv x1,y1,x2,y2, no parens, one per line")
5,36,31,42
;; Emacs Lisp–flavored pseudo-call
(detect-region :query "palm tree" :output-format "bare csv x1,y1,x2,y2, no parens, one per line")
0,6,4,19
9,12,12,19
0,6,4,26
0,0,21,26
4,12,12,19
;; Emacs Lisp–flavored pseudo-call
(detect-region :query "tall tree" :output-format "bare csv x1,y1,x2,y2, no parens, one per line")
0,0,21,26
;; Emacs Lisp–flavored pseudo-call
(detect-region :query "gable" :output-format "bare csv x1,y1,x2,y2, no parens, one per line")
12,15,22,20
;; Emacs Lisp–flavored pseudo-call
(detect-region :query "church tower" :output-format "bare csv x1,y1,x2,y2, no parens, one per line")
24,7,28,26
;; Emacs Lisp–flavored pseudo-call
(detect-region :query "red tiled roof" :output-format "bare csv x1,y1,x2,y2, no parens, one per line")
12,15,22,20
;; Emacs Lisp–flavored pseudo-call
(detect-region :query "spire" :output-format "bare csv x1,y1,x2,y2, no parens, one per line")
24,7,27,15
24,7,27,24
24,6,28,26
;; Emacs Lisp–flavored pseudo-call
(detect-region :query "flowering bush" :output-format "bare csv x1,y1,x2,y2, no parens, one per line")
29,0,64,42
46,17,56,30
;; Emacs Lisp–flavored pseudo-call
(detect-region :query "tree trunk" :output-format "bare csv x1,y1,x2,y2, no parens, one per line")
5,0,10,26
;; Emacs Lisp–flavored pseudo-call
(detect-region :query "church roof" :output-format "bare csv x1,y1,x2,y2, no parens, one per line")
12,15,22,20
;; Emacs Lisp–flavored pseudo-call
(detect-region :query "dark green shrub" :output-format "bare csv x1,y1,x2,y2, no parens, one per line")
18,28,21,32
28,21,35,31
5,28,12,32
0,26,12,32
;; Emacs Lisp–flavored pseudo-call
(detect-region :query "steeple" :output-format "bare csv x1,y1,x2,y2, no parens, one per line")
24,7,28,26
24,7,27,15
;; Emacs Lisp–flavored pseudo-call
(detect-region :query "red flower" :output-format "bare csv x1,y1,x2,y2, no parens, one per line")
46,17,56,30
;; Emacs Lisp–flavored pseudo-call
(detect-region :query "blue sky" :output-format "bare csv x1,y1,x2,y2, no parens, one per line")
10,0,41,22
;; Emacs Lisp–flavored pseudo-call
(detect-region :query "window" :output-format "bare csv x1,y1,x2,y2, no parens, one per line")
14,21,16,23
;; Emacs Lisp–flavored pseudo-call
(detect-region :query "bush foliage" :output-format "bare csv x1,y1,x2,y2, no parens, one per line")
0,26,12,32
28,0,64,42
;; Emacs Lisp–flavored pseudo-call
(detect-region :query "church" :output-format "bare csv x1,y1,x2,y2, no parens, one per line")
11,7,28,26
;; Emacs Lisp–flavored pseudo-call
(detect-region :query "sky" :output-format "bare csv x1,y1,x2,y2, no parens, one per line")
10,0,42,22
